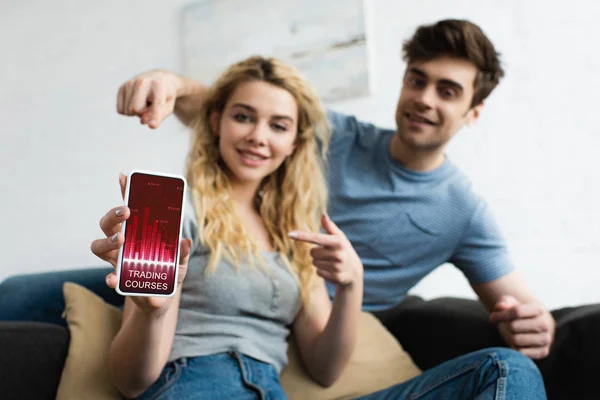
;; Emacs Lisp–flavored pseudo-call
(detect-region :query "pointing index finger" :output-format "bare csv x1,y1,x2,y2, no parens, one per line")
288,231,340,248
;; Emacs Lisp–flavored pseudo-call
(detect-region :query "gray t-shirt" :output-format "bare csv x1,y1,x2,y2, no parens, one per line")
168,194,302,373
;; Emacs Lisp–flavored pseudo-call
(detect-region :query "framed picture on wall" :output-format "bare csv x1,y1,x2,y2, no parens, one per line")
181,0,369,104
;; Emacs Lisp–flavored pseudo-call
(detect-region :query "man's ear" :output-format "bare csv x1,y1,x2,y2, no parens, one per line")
210,111,220,135
465,101,484,126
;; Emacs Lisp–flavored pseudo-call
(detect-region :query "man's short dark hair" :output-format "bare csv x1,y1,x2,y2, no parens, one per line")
402,19,505,107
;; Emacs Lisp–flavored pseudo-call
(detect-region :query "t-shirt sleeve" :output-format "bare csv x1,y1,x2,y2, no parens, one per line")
181,190,199,253
450,199,515,284
325,109,364,154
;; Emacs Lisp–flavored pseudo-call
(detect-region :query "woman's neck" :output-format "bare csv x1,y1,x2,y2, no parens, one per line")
230,181,275,252
230,181,261,213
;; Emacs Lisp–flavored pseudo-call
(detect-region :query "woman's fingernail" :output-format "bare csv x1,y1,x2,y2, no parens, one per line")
115,208,123,217
111,233,119,243
105,275,111,286
288,232,298,239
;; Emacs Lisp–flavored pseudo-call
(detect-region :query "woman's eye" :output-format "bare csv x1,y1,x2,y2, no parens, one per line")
234,113,250,122
272,124,287,132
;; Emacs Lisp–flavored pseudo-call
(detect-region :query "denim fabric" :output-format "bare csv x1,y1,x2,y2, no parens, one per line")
0,267,120,326
139,348,545,400
357,347,546,400
138,352,286,400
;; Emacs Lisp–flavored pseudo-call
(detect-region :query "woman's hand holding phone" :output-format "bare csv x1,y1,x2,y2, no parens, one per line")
90,173,192,311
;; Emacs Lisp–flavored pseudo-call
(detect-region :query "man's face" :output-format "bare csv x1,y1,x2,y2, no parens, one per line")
395,56,482,151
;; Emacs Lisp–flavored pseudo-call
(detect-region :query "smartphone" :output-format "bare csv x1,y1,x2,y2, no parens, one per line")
115,170,187,297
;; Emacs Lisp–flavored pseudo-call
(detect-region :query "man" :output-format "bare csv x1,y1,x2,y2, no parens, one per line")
2,18,574,396
115,18,556,359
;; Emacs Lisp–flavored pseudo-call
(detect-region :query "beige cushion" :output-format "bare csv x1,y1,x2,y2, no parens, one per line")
281,312,421,400
56,282,123,400
56,282,421,400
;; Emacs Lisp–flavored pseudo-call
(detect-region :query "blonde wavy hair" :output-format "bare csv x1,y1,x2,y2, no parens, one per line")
186,56,330,306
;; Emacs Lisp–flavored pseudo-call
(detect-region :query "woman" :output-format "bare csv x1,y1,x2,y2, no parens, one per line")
93,56,365,399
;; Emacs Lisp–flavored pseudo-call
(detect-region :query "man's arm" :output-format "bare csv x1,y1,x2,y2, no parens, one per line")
451,200,555,359
472,270,555,359
472,269,540,310
172,76,207,127
116,70,207,129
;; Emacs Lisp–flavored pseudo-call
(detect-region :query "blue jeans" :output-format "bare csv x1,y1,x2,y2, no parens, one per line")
0,268,121,326
139,353,287,400
141,348,544,400
0,270,547,399
358,347,545,399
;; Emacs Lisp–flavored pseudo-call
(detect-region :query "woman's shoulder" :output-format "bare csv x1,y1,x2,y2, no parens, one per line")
181,189,200,250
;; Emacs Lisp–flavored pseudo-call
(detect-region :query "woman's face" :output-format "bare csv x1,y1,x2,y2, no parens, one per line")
213,80,299,187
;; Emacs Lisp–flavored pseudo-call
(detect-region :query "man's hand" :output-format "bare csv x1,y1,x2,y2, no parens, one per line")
489,295,555,359
288,215,363,288
117,70,183,129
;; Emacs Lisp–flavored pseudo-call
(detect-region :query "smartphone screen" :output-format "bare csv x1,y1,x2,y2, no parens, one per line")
117,171,186,296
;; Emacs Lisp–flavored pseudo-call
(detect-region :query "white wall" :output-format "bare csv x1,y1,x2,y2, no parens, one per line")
2,0,599,310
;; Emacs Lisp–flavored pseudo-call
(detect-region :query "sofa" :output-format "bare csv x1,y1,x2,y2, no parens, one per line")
0,282,422,400
1,273,599,399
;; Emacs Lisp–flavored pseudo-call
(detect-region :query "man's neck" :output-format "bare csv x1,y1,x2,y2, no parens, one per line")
389,134,446,172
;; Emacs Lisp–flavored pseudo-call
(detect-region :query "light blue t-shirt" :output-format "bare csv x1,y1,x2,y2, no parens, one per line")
325,111,514,311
